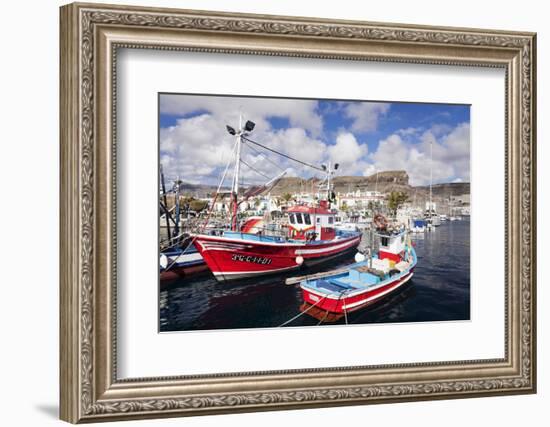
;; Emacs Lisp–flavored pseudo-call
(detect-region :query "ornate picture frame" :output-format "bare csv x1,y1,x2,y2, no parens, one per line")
60,2,536,423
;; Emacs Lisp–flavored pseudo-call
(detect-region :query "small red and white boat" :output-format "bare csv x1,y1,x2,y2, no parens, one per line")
299,225,416,314
194,202,361,281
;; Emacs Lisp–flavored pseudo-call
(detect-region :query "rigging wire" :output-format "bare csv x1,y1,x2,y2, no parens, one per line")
163,130,326,272
242,135,325,173
162,138,238,272
240,158,272,180
243,140,287,172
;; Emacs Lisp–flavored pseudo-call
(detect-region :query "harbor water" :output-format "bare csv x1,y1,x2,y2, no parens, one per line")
160,219,470,332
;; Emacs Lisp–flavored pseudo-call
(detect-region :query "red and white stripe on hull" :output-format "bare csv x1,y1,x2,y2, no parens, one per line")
212,265,300,281
302,272,414,313
193,233,361,281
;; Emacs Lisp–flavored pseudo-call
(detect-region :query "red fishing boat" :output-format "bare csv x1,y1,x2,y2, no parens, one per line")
194,203,361,281
192,114,361,281
299,224,416,315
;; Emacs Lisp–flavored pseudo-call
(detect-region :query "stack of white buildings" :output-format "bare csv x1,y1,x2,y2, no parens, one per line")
336,190,384,210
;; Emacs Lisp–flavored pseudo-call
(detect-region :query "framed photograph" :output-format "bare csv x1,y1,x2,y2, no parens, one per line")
60,2,537,423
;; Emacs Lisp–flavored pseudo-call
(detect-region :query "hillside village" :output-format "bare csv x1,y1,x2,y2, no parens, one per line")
164,170,470,220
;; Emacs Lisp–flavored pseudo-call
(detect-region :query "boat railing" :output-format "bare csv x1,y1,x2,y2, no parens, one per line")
223,231,287,243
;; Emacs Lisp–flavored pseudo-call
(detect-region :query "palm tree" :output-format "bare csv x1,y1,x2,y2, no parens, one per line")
282,193,293,205
386,191,408,217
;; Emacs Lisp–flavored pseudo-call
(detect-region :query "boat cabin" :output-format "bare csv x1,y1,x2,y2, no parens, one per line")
287,201,336,241
376,230,406,263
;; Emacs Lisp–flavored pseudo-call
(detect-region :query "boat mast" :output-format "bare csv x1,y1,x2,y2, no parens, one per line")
371,170,376,267
429,138,433,217
160,164,171,240
226,113,256,231
327,160,332,201
369,222,374,268
231,113,243,231
173,175,180,239
322,160,338,208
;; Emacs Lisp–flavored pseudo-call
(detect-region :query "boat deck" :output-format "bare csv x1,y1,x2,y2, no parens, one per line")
221,230,361,245
302,249,417,296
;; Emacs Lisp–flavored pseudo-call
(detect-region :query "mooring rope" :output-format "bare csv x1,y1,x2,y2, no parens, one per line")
316,309,330,326
343,298,349,325
317,290,349,326
277,295,328,327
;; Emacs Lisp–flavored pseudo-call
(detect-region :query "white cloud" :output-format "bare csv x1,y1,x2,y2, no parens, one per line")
326,132,368,175
160,113,236,185
160,110,329,186
364,122,470,186
159,94,469,189
160,94,323,136
396,127,423,137
343,102,390,133
328,132,367,162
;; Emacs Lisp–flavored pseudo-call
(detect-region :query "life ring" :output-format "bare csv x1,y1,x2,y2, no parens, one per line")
373,213,388,230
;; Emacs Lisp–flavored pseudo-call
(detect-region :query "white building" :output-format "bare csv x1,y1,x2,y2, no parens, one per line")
336,190,384,210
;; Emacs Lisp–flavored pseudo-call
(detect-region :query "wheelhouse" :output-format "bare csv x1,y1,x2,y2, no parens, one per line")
287,201,336,241
376,230,406,263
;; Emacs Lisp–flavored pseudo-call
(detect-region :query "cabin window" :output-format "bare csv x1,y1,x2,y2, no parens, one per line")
316,217,320,224
328,216,334,224
289,213,295,224
381,236,389,247
296,213,303,224
304,213,311,225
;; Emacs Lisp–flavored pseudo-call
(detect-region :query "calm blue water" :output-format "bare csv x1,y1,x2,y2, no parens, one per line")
160,219,470,331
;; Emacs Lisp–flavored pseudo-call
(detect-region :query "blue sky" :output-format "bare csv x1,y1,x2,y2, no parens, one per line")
159,94,470,187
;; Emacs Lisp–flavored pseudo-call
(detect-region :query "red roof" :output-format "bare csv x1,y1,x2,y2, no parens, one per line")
287,205,333,215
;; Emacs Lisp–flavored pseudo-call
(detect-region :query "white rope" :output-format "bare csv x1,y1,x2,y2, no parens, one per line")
317,290,348,326
160,232,189,251
277,295,327,327
316,309,330,326
343,299,349,325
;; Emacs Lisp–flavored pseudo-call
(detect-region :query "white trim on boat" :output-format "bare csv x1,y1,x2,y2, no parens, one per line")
212,265,300,280
341,273,413,310
195,241,251,252
303,271,413,300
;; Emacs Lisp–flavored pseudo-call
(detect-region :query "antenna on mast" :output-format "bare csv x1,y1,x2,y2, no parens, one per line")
226,112,256,231
320,161,339,207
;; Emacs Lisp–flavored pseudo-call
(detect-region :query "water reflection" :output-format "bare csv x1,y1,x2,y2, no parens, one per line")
160,219,470,331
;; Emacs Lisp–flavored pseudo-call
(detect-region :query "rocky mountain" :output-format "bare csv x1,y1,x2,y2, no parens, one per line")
172,182,230,198
173,171,470,208
266,170,470,209
263,170,411,196
415,182,470,197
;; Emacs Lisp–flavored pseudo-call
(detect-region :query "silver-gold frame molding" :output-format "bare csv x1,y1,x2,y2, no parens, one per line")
60,2,537,423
